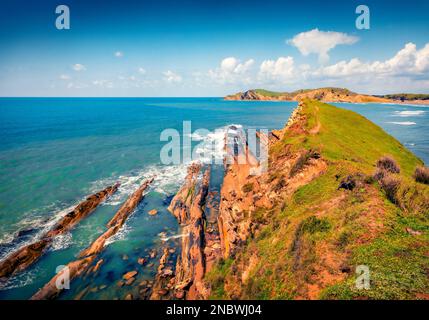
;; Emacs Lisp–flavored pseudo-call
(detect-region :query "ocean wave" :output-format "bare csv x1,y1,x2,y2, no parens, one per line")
387,121,416,126
159,233,188,242
0,203,76,262
0,267,40,291
394,110,425,117
105,222,132,246
49,232,73,252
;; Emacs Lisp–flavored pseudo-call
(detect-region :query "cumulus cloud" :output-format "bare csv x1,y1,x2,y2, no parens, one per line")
288,29,358,63
208,57,254,84
114,51,123,58
258,56,296,83
72,63,86,71
138,67,146,75
163,70,182,83
313,42,429,79
59,74,71,80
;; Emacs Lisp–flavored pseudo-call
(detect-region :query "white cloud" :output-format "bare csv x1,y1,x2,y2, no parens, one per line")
114,51,123,58
258,56,295,83
163,70,182,83
288,29,358,63
138,67,146,75
72,63,86,71
313,42,429,79
208,57,255,84
59,74,71,80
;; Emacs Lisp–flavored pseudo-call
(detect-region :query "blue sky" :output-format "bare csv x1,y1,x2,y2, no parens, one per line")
0,0,428,96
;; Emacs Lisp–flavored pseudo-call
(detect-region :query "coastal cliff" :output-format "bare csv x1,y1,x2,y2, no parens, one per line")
205,99,429,299
225,87,429,104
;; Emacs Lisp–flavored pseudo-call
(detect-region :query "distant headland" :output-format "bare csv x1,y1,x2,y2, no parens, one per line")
225,87,429,105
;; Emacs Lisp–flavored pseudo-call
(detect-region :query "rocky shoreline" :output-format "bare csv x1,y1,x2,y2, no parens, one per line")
0,184,119,279
31,178,153,300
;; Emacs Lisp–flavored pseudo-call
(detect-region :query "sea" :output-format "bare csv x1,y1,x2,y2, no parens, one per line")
0,98,427,299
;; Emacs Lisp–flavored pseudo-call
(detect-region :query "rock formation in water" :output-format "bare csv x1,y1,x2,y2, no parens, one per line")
0,184,120,279
165,164,214,299
30,178,154,300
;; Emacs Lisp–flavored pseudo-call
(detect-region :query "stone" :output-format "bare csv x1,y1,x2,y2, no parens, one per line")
125,277,136,285
137,257,146,265
123,270,138,280
124,293,133,300
148,209,158,216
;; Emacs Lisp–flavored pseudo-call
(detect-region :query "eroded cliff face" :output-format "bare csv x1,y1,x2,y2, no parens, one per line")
165,102,329,299
217,102,327,261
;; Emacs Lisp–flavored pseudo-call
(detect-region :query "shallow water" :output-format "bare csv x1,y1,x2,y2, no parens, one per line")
0,98,427,299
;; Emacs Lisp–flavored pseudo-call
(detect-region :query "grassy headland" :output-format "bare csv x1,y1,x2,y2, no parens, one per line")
207,100,429,299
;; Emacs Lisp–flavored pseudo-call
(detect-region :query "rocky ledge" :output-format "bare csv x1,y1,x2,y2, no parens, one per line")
31,178,153,300
0,184,119,279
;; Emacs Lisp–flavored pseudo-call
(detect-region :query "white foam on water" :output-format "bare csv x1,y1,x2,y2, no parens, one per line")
387,121,417,126
105,222,132,246
49,232,73,251
394,110,425,117
0,204,76,261
159,233,188,242
0,267,40,291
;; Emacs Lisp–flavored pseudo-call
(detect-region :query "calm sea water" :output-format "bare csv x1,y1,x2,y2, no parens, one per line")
0,98,427,299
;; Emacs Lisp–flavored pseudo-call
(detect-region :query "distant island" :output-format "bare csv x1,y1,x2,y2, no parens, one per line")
225,87,429,105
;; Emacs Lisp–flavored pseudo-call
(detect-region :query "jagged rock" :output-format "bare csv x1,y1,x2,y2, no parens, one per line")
137,257,146,265
30,178,154,300
0,184,119,279
124,294,133,300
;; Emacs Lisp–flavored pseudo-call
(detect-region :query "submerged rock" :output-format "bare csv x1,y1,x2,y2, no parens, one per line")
123,270,138,280
148,209,158,216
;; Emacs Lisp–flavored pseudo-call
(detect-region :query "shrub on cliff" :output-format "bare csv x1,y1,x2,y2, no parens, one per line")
380,175,401,204
376,156,400,174
414,166,429,184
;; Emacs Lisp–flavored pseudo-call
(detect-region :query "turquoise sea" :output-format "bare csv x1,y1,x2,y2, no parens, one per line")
0,98,427,299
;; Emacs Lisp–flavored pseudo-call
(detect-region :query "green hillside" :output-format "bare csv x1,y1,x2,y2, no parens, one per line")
207,100,429,300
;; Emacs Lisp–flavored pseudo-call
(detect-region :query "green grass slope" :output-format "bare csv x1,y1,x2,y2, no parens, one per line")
207,100,429,300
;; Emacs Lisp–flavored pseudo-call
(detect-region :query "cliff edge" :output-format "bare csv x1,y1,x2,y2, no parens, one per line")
206,99,429,299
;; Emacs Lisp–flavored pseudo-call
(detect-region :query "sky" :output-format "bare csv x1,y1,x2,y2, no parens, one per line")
0,0,428,97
